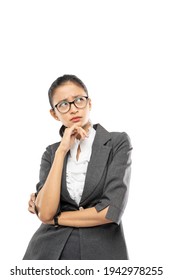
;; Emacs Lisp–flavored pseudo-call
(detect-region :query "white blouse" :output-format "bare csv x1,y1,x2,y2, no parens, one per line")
66,126,96,205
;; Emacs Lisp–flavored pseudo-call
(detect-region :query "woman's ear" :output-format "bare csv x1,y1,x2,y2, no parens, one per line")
49,109,59,121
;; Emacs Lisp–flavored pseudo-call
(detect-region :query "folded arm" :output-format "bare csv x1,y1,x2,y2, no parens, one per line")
46,206,112,227
29,132,132,228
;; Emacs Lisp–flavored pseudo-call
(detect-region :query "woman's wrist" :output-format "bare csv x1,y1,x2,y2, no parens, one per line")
56,146,68,157
53,212,61,227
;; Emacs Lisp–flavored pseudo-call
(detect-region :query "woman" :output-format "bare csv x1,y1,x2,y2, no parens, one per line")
23,74,132,260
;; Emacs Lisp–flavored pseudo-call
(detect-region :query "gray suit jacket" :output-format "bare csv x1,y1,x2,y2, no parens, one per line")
23,124,132,260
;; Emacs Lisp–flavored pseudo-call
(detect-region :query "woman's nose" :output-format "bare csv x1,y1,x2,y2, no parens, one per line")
70,103,78,113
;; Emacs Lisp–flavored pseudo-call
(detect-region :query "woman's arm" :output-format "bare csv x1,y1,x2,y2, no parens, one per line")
35,125,88,223
28,193,112,227
35,148,66,223
95,132,132,225
46,206,112,227
59,207,112,227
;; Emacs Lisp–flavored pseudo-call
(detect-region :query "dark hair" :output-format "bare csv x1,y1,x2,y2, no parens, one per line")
48,74,88,109
48,74,88,137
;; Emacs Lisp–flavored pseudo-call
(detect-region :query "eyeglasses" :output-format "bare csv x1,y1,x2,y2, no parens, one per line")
54,96,89,114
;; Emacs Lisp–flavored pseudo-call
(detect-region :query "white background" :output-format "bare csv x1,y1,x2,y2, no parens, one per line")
0,0,173,278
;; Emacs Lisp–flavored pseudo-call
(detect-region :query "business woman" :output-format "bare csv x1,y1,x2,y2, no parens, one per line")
23,74,132,260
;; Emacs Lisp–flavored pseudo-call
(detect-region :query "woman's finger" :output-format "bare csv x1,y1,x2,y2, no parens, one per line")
28,205,36,214
72,126,88,139
28,199,35,208
28,193,36,214
30,193,36,202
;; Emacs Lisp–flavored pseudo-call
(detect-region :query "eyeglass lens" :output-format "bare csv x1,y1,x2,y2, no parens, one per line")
56,96,88,113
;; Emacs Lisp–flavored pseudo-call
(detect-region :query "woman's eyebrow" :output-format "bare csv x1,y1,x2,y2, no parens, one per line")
58,95,81,103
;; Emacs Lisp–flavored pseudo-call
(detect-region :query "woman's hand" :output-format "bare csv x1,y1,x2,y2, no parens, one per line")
28,193,36,214
58,124,88,154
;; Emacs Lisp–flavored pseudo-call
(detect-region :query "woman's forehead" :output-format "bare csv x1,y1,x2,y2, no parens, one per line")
53,82,85,101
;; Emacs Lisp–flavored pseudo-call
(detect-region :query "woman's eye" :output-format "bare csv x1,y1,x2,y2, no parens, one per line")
59,101,68,108
75,97,84,103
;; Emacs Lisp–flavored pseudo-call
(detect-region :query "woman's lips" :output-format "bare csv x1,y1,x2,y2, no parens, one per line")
70,117,82,122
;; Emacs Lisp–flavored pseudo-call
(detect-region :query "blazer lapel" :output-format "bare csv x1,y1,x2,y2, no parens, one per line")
80,124,111,204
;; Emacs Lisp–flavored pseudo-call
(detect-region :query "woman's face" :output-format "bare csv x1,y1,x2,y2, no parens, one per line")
50,81,92,128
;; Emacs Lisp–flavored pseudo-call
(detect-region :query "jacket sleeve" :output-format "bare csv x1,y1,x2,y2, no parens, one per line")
34,143,62,216
35,146,52,195
95,132,132,225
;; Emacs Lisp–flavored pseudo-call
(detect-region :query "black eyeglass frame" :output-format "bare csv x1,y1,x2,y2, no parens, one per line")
54,96,89,114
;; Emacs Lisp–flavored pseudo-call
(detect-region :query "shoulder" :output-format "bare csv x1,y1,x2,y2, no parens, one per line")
110,131,132,149
47,141,61,153
108,133,133,159
94,123,132,149
41,141,61,161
